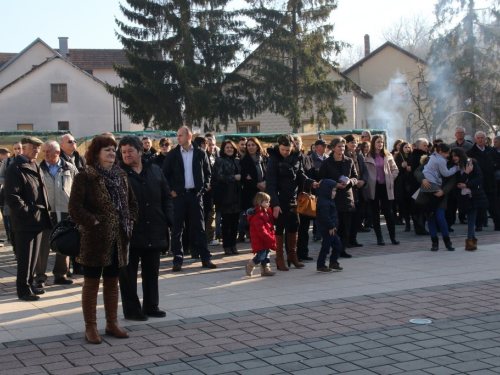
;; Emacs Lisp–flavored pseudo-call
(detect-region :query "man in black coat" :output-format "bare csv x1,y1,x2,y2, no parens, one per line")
163,126,216,271
119,136,173,321
4,136,52,301
467,131,500,231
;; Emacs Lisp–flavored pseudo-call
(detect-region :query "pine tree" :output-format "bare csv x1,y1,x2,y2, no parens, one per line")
237,0,350,132
428,0,500,135
108,0,244,130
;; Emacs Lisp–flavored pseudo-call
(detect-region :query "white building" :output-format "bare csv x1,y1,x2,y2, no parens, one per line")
0,37,141,138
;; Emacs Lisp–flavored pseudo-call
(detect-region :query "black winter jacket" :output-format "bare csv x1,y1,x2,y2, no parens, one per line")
318,154,358,212
212,156,242,214
4,155,52,232
240,153,267,210
345,150,368,203
121,160,173,250
151,152,167,169
163,142,211,195
60,150,86,172
265,145,313,207
316,179,339,233
409,149,428,193
466,144,499,193
456,160,489,212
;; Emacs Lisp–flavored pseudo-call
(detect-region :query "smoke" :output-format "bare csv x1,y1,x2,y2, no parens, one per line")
366,70,408,149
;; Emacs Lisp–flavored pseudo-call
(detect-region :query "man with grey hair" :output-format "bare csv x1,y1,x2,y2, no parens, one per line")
450,126,473,151
59,134,86,172
467,131,500,231
35,140,78,288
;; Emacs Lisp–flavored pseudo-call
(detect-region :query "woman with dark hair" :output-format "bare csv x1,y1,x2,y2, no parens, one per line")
151,138,171,169
414,143,457,251
451,148,488,250
68,135,139,344
359,141,370,158
319,137,358,257
213,140,242,255
394,141,413,231
364,135,399,245
194,136,208,150
240,137,267,212
266,135,318,270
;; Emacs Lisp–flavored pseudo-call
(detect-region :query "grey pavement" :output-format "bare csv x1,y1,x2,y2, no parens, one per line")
1,221,500,374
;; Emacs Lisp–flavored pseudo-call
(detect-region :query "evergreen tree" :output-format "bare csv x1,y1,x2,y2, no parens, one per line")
237,0,350,132
428,0,500,135
108,0,244,130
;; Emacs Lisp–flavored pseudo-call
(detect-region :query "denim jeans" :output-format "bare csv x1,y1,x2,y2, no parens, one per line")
252,249,270,265
317,230,342,268
467,208,478,239
427,208,449,238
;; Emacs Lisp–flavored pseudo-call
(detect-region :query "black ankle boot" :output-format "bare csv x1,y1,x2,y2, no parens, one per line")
390,236,400,245
376,236,385,246
443,236,455,251
431,237,439,251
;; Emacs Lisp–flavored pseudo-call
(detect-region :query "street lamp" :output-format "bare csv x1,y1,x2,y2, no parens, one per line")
406,113,415,142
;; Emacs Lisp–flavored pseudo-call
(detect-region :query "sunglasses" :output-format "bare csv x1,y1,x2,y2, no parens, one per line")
160,143,169,147
68,140,76,144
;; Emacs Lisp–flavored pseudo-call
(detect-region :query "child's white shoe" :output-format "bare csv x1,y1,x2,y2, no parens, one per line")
260,263,276,276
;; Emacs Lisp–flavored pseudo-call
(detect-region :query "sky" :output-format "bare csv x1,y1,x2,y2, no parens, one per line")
1,0,438,54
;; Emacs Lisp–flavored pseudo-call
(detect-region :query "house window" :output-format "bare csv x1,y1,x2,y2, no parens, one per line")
391,83,408,102
17,124,33,130
58,121,70,130
237,122,260,133
51,84,67,103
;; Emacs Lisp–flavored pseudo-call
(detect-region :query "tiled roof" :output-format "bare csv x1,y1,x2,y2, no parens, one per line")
0,53,17,69
55,49,130,70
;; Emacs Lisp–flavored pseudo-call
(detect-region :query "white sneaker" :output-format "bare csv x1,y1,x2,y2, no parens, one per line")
208,240,220,246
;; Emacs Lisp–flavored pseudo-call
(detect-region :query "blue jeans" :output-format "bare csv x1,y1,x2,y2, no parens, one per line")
428,208,449,238
252,249,270,265
317,230,342,268
467,208,478,239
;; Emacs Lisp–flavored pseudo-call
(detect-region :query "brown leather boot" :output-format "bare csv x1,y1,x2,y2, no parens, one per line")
286,233,304,268
82,277,102,344
274,235,288,271
103,277,129,338
465,238,477,251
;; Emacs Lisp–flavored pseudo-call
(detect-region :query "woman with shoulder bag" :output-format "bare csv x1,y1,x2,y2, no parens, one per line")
68,135,139,345
213,140,242,255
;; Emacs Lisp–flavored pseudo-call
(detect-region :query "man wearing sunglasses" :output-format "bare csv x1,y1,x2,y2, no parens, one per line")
59,134,86,172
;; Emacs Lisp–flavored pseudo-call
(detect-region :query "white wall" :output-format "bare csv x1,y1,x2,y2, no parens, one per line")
0,58,134,138
0,41,54,88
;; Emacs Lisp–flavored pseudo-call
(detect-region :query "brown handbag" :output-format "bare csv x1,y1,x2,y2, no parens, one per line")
296,181,317,217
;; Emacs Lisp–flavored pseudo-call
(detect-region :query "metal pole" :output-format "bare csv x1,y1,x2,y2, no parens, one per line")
118,85,122,132
113,92,116,132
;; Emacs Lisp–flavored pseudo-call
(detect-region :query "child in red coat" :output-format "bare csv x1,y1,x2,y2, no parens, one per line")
246,192,277,277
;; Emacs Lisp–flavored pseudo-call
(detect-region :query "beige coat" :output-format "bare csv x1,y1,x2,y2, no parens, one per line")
364,154,399,200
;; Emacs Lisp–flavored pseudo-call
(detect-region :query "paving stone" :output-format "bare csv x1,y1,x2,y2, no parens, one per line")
264,353,304,365
392,359,437,372
447,360,493,372
464,339,500,350
358,346,400,358
409,347,453,358
212,352,255,364
301,355,343,367
423,366,459,375
237,359,271,369
336,352,369,361
321,344,362,355
292,367,338,375
369,364,404,375
275,361,310,372
273,343,313,354
441,343,477,353
237,365,285,375
147,362,193,374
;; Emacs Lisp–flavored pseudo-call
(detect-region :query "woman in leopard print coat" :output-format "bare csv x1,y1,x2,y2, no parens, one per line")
68,135,138,345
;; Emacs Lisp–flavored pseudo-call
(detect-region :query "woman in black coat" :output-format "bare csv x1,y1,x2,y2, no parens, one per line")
451,147,488,250
319,137,358,258
394,142,413,231
240,137,267,211
213,140,242,255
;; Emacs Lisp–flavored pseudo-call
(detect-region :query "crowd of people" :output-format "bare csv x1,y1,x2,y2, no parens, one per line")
0,125,499,345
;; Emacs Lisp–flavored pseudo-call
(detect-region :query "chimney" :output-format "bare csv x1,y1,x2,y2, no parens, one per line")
364,34,370,57
58,37,69,58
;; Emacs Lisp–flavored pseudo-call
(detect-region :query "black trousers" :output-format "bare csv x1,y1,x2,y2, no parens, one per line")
221,212,239,248
14,231,42,297
119,247,161,315
275,202,300,236
171,191,211,264
369,184,396,238
297,214,311,258
349,202,363,244
337,211,353,249
477,191,500,228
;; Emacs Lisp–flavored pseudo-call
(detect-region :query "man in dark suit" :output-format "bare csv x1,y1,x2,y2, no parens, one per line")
163,126,216,271
4,136,52,301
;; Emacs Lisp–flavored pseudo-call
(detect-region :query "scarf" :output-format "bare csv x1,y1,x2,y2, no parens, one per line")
94,164,132,237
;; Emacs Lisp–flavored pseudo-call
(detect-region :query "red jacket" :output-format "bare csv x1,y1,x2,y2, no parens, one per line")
247,206,276,253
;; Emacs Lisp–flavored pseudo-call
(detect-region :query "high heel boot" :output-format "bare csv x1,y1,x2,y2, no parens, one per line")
103,277,129,338
286,233,304,268
274,235,288,271
82,277,102,344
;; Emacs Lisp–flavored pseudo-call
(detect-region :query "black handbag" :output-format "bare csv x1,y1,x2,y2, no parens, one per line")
49,177,88,257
